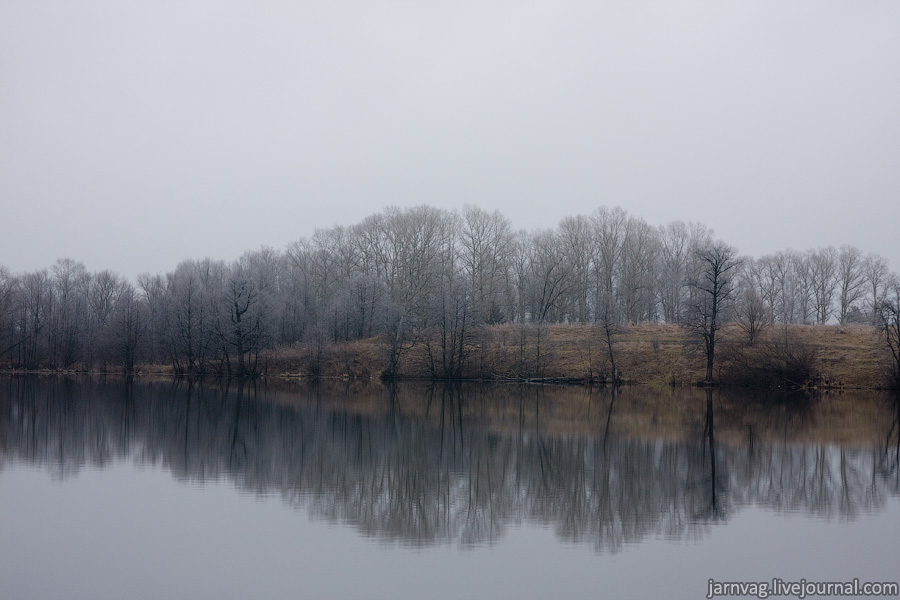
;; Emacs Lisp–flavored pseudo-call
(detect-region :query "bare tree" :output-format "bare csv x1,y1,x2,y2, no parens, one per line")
863,253,891,326
519,229,572,324
657,221,690,324
460,205,513,325
757,250,801,324
558,214,596,323
735,258,769,344
50,258,90,368
375,206,446,378
85,269,126,367
679,223,718,324
17,270,53,368
596,289,623,384
793,251,815,324
423,211,476,379
111,282,145,374
0,267,21,364
687,243,740,384
837,245,865,324
166,261,215,374
591,207,628,321
283,238,321,344
619,216,658,323
509,229,573,377
809,247,839,324
877,275,900,388
220,264,263,377
137,272,167,365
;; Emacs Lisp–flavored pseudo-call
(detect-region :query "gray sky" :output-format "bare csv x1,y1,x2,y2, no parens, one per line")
2,0,899,279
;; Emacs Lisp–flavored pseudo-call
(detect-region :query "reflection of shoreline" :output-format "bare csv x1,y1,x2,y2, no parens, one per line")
4,376,889,445
1,376,897,552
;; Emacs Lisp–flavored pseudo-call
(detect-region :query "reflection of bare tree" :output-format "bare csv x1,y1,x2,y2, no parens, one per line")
689,388,726,522
1,377,898,553
877,394,900,497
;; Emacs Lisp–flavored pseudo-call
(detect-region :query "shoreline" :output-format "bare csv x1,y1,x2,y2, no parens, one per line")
2,323,894,391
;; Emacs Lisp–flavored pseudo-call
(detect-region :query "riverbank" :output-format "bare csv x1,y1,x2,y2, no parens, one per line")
4,323,890,389
261,323,890,389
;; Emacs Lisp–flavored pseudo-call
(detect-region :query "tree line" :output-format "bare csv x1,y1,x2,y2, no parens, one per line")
1,205,899,379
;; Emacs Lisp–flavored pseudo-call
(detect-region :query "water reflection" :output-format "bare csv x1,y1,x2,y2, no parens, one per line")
0,376,897,552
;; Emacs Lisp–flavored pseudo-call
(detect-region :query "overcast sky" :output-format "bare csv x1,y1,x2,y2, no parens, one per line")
2,0,899,279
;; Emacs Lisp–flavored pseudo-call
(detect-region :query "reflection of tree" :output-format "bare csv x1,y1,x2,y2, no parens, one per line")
690,388,726,522
878,394,900,495
0,377,898,553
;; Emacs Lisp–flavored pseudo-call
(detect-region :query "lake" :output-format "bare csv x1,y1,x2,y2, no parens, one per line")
1,376,898,600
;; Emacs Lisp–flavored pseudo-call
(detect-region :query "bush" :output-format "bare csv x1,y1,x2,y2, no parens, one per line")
720,330,819,389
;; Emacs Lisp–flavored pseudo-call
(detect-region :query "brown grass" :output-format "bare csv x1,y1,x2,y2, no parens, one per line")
252,322,894,389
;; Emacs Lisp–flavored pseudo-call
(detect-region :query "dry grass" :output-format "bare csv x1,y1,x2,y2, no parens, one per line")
147,323,892,389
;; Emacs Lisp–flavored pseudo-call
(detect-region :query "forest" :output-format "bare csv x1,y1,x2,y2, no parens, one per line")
1,205,899,384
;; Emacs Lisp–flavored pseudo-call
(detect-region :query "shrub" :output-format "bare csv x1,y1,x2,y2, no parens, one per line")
720,330,819,389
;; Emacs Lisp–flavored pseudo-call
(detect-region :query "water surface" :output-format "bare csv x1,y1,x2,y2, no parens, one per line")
1,377,898,599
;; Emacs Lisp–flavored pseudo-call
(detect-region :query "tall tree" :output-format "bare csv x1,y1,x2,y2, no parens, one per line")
619,216,658,323
878,276,900,388
863,253,891,326
596,287,623,384
591,207,629,320
0,267,20,363
50,258,89,368
111,282,145,374
558,214,596,323
837,245,865,324
425,213,476,378
735,258,769,344
17,270,52,368
657,221,690,324
374,206,446,378
687,243,740,384
460,205,513,325
809,247,839,324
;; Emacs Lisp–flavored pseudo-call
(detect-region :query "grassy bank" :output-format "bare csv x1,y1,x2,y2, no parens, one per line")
11,323,888,389
260,323,892,390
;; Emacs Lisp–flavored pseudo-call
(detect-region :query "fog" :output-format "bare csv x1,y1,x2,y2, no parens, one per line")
2,1,898,278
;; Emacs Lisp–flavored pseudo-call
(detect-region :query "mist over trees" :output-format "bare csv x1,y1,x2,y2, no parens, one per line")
0,205,897,378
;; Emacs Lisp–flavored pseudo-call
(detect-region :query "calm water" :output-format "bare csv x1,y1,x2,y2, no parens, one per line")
0,377,898,600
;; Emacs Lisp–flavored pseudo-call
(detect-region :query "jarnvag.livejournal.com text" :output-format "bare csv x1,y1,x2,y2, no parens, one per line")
707,578,899,599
